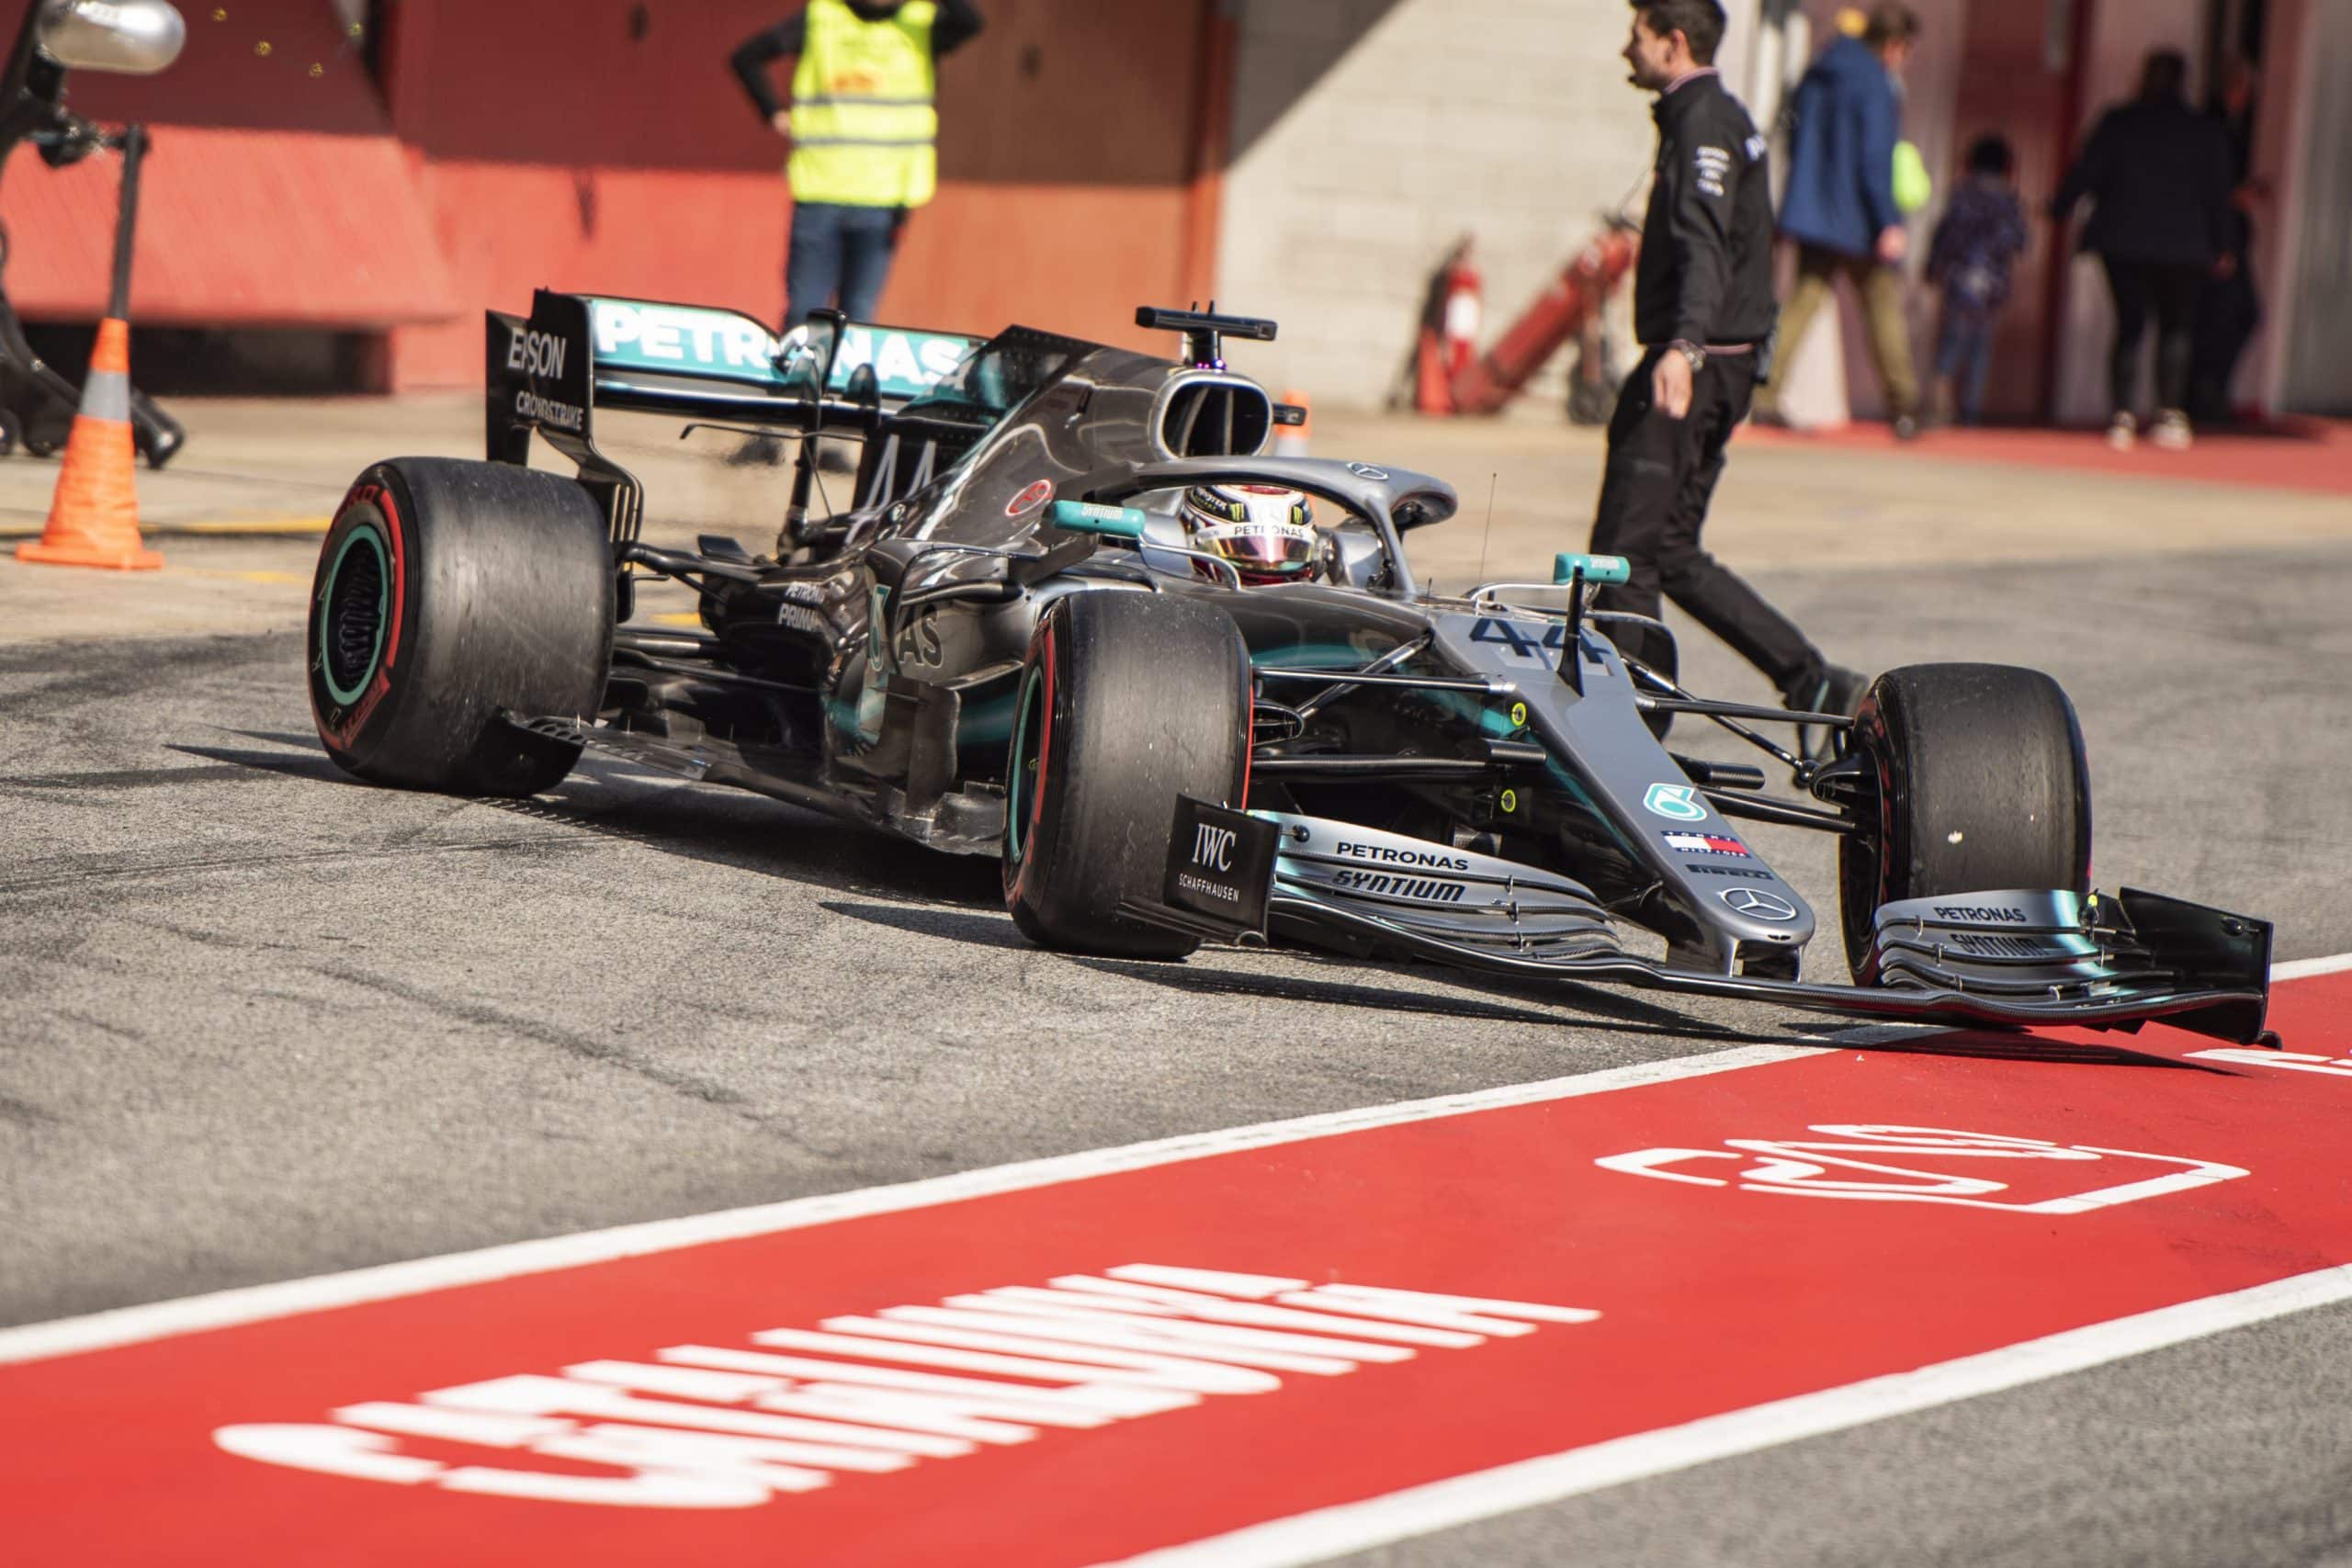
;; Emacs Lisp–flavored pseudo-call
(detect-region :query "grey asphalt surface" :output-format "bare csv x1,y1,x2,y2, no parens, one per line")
1340,1295,2352,1568
3,529,2349,1564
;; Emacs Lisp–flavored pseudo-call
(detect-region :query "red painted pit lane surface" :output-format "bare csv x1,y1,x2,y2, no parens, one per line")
7,972,2350,1566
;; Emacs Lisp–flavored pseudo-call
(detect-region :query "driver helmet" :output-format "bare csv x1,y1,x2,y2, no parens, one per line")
1179,483,1317,585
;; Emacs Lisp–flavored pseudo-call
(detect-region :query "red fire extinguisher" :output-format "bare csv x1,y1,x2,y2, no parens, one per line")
1442,243,1482,382
1414,236,1483,416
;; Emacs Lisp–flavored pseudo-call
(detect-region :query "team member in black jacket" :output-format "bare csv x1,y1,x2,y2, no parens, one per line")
1589,0,1864,731
2050,50,2236,451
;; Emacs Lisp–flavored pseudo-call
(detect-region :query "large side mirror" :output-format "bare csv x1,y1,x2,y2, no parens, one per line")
36,0,186,75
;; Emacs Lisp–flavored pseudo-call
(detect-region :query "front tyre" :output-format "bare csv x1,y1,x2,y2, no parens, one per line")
309,457,614,796
1003,591,1251,959
1838,662,2092,978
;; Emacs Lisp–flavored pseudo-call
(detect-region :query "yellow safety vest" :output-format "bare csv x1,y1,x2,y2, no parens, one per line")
789,0,939,209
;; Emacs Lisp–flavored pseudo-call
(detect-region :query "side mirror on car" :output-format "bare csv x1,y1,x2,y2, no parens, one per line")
1555,552,1632,587
1048,501,1148,542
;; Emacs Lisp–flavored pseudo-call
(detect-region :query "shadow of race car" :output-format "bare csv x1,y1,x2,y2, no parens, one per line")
306,294,2274,1043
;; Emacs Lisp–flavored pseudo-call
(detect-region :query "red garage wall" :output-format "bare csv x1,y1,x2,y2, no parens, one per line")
0,0,458,329
0,0,1220,389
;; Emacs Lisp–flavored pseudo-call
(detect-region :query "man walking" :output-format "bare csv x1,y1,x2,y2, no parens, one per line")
1590,0,1866,734
1753,4,1922,437
2051,50,2238,451
732,1,985,329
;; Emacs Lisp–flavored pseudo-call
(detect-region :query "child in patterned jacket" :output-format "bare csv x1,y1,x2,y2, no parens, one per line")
1927,134,2030,425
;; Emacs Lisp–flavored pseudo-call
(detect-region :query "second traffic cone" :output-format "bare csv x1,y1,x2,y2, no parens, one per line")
1274,388,1312,457
17,318,160,571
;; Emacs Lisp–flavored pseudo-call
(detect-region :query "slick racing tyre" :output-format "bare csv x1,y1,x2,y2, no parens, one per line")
1003,590,1251,960
1839,662,2092,978
309,457,613,796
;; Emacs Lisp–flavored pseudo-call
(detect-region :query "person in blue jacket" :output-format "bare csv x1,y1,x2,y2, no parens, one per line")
1753,4,1922,437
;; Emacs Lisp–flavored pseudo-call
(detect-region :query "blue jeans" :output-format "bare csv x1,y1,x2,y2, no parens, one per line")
785,202,904,328
1933,310,1996,425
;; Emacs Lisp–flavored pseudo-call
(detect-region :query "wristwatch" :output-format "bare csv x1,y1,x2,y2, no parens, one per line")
1668,340,1708,374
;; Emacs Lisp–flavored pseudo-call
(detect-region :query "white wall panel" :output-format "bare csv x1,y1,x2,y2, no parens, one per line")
1216,0,1662,407
2278,0,2352,413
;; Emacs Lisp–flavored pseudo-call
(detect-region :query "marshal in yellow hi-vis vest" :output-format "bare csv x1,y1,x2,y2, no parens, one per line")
789,0,939,209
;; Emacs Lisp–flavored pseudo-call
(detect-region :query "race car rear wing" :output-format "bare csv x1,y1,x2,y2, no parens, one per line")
485,288,984,545
486,289,980,461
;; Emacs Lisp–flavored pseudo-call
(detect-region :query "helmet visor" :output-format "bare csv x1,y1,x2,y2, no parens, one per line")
1183,485,1317,581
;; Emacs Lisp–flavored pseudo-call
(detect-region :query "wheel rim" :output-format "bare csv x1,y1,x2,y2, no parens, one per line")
1005,661,1046,868
319,521,390,706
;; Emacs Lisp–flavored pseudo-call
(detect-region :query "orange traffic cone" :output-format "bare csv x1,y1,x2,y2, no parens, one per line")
1275,388,1313,457
17,318,159,571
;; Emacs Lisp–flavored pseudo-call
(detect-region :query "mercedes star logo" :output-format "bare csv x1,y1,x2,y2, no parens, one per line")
1721,887,1799,922
1346,462,1390,480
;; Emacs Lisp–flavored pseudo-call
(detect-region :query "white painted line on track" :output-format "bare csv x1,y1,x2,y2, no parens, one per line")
0,1044,1813,1367
1098,1263,2352,1568
7,952,2338,1371
2273,951,2352,982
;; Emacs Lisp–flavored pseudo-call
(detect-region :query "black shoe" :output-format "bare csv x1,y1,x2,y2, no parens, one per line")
1785,664,1870,762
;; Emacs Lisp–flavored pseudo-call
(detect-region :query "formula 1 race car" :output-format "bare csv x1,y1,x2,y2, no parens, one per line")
307,292,2275,1043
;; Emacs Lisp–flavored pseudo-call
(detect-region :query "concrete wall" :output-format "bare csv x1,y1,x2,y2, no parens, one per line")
1214,0,1660,409
2276,0,2352,414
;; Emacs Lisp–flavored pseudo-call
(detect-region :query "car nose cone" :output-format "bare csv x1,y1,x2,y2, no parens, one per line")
1722,887,1800,921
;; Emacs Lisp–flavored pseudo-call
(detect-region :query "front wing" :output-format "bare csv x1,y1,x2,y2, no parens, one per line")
1135,802,2273,1044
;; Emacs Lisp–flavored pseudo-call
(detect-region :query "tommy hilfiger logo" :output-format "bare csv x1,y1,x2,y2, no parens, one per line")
1663,831,1747,857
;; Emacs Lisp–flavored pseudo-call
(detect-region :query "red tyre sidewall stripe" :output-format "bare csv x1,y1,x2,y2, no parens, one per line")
378,484,407,673
1238,648,1253,809
1009,619,1057,906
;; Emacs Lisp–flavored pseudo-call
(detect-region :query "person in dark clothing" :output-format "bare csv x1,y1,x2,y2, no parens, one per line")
1754,4,1923,436
2050,50,2236,451
2189,58,2263,423
1590,0,1865,735
1925,133,2029,425
731,1,985,328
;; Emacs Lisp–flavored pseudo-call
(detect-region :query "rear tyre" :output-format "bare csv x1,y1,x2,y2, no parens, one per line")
1003,591,1251,960
1839,662,2092,978
309,457,613,796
